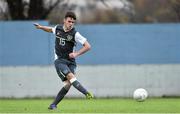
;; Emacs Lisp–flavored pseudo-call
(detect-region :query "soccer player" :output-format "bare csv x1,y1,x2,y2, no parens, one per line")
34,11,93,110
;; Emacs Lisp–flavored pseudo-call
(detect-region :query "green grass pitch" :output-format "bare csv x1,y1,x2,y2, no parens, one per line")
0,98,180,113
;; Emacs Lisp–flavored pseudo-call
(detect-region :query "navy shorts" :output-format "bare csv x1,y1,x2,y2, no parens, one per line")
54,58,76,81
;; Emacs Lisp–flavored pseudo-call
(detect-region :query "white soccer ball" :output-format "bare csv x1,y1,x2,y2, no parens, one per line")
133,88,148,102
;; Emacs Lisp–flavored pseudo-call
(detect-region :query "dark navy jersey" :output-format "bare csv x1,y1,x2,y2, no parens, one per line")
52,25,87,62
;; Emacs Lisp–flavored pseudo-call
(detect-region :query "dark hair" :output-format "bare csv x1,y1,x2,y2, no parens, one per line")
65,11,76,20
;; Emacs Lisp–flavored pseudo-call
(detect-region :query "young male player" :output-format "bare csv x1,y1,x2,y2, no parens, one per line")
34,11,93,110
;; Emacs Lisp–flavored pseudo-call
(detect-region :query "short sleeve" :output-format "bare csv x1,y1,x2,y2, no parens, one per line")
52,25,57,34
75,32,87,45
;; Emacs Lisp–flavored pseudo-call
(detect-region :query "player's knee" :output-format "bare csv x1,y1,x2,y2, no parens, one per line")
64,84,71,90
63,81,71,90
66,73,77,84
66,72,75,81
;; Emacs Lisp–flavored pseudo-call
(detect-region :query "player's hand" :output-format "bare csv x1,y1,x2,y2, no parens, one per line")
69,52,79,58
33,23,41,29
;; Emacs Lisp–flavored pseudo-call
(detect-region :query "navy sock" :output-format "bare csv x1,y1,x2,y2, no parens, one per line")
72,80,88,95
52,87,68,105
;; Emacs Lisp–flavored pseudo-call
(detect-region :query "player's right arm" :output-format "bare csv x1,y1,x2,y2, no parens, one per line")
34,23,53,33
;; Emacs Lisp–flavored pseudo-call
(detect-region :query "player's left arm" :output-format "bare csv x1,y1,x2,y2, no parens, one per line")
69,41,91,58
69,32,91,58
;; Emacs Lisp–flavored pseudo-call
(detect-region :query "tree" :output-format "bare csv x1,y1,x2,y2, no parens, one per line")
3,0,179,23
5,0,62,20
130,0,180,23
169,0,180,21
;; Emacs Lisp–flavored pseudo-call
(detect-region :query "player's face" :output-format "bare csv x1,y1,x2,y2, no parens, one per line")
64,17,75,31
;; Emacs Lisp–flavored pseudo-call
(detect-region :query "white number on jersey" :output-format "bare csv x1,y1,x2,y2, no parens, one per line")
59,38,65,46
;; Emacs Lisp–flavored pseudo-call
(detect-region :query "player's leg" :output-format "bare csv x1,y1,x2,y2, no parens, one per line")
48,59,71,110
66,72,93,99
50,81,71,107
68,63,93,99
48,81,71,110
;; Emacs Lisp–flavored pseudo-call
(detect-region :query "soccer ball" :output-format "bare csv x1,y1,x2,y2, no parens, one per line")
133,88,148,102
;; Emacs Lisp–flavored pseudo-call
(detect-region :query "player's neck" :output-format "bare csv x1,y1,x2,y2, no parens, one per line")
63,25,71,32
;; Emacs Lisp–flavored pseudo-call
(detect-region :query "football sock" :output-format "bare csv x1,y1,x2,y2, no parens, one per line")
71,80,88,95
52,87,69,105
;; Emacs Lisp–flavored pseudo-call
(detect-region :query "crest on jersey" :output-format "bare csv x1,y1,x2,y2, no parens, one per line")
57,32,60,36
67,35,73,41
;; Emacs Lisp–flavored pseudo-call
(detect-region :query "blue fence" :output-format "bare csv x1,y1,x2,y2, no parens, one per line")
0,21,180,66
0,21,54,66
77,24,180,64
